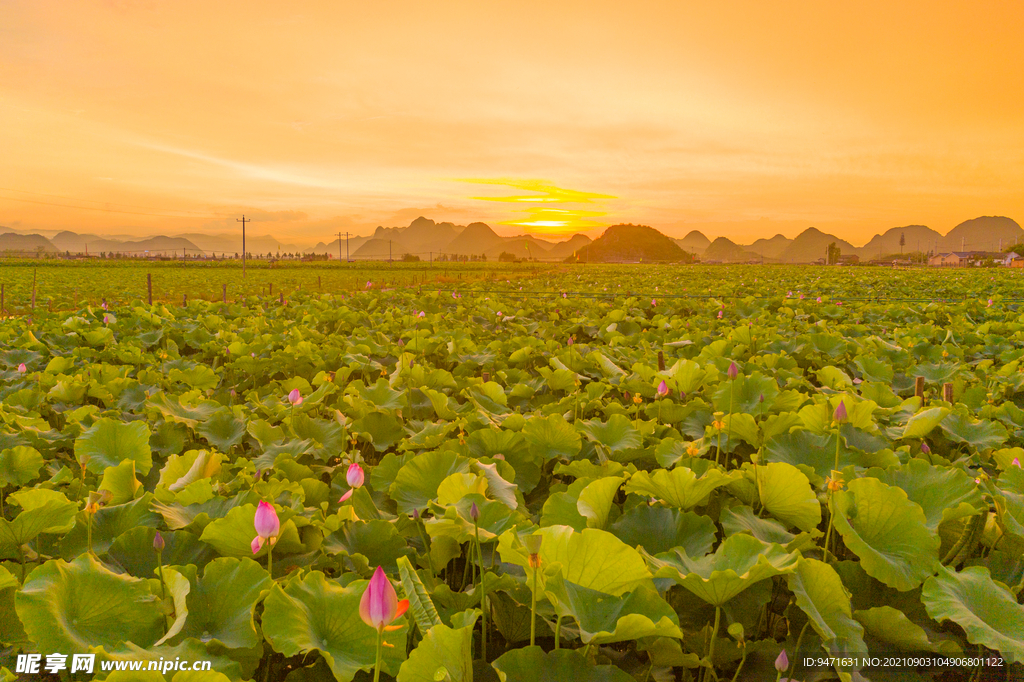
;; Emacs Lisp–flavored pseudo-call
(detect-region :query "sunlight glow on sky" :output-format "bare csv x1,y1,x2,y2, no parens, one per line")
1,1,1022,245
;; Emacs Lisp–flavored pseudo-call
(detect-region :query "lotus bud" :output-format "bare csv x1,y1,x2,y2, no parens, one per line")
470,502,480,521
17,363,26,373
1013,457,1021,468
287,388,303,405
359,566,409,633
727,361,739,379
651,298,657,306
366,280,372,288
816,296,823,303
921,442,930,454
717,310,723,319
657,380,669,398
339,462,365,502
251,501,280,554
524,533,543,567
775,650,789,672
567,336,574,346
412,508,421,520
759,393,765,403
254,468,262,482
103,314,111,324
153,531,165,552
833,400,847,423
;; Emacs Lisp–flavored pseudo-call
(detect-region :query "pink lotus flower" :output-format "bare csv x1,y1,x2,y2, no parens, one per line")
339,462,365,502
359,566,409,633
103,314,111,324
834,400,847,423
251,501,280,554
717,310,723,319
366,281,372,288
657,380,669,398
800,293,805,299
921,441,930,454
816,296,823,303
651,298,657,306
1013,458,1021,467
727,361,739,379
101,301,108,310
17,363,26,373
987,299,993,307
287,388,302,405
775,650,789,672
562,292,567,299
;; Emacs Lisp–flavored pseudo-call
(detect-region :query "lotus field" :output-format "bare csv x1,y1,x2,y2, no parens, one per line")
2,264,1024,682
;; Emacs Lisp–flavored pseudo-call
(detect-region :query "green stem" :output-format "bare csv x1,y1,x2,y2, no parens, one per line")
725,387,734,469
156,560,170,635
87,511,94,557
373,628,383,682
267,543,273,577
787,621,811,682
730,650,748,682
703,606,722,682
530,564,538,647
18,543,25,583
554,615,561,650
475,523,487,663
416,521,434,584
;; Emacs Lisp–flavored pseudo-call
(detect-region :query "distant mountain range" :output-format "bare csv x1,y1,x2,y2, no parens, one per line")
675,216,1023,263
0,214,1019,263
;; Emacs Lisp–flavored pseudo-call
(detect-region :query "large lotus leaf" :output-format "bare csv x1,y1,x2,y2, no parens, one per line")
169,557,272,649
109,527,217,578
624,467,737,510
576,415,641,456
148,392,228,428
426,496,524,543
436,472,489,506
711,372,779,414
901,407,950,439
523,414,582,461
75,417,153,475
353,412,405,452
0,445,44,486
0,489,78,559
575,476,623,529
921,566,1024,663
492,646,634,682
16,554,163,655
755,462,821,532
646,534,798,606
98,459,142,505
498,526,653,596
854,606,959,655
390,449,471,514
720,505,805,548
608,506,716,557
159,450,223,493
539,491,588,531
262,571,407,681
395,617,475,682
0,564,27,646
323,519,415,573
832,478,939,591
471,460,519,509
60,493,162,558
199,504,304,559
762,431,866,485
150,490,259,533
195,409,247,452
353,379,406,411
544,573,681,645
940,411,1008,451
865,459,984,530
787,558,867,667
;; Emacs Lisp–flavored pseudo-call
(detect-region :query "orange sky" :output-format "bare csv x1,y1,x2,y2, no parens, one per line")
2,1,1022,245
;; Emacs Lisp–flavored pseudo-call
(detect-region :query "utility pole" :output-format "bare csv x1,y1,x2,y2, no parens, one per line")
338,232,351,262
237,215,251,279
389,239,392,263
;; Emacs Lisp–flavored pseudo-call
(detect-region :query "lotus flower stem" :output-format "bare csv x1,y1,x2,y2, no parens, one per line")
86,509,94,557
473,517,487,662
529,563,538,647
554,615,561,650
373,629,383,682
787,623,810,682
730,649,747,682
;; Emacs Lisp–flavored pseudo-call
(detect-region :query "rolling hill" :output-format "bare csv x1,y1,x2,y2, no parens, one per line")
939,216,1023,252
777,228,857,263
703,237,759,263
574,224,692,263
675,230,711,255
442,222,504,256
0,232,58,253
747,234,792,260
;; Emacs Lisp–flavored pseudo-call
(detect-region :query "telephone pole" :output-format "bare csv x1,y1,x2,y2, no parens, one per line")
338,232,351,262
237,215,251,278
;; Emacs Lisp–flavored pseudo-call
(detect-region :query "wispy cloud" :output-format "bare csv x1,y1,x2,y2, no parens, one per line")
457,178,616,236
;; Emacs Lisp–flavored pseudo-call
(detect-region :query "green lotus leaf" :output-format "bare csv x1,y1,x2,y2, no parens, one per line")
168,557,272,649
787,558,867,667
576,415,641,457
353,412,406,452
98,459,142,505
539,491,588,531
755,462,821,532
854,606,958,654
719,505,810,549
60,493,162,558
853,356,893,383
645,534,798,606
469,426,540,492
940,411,1008,451
0,489,78,560
168,365,219,390
436,472,488,506
426,495,524,543
523,414,582,462
575,476,623,529
762,431,864,485
75,417,153,475
109,527,217,578
171,672,234,682
471,460,519,509
921,565,1024,663
159,449,223,493
0,564,27,647
544,573,682,645
492,646,634,682
832,477,940,591
16,554,164,655
155,565,191,646
147,392,225,428
396,556,442,634
712,372,779,414
0,445,45,487
866,458,984,530
498,526,653,596
195,408,247,452
322,519,415,573
199,504,304,559
391,449,471,514
395,617,476,682
624,467,737,510
262,571,407,681
901,407,950,439
608,506,716,557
